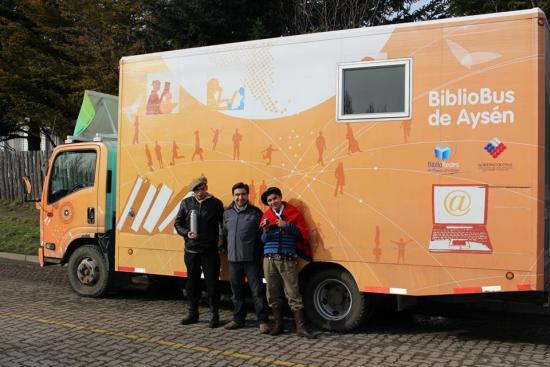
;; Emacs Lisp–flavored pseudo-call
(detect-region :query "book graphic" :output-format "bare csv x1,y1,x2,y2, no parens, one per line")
428,184,492,253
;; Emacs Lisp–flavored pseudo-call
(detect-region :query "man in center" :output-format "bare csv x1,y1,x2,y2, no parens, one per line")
222,182,270,334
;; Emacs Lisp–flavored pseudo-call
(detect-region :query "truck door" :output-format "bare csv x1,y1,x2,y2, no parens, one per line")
41,147,100,261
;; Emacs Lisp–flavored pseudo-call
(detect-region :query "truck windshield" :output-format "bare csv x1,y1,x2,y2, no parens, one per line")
48,150,96,204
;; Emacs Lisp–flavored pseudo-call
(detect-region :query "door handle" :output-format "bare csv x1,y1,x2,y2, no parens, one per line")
87,207,95,224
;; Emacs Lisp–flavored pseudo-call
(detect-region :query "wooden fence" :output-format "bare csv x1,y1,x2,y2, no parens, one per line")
0,151,48,202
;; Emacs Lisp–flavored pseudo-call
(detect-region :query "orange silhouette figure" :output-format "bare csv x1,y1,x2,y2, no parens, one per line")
262,145,278,166
206,78,237,110
132,116,139,144
373,225,382,262
249,179,257,205
211,128,222,151
154,141,164,168
346,124,362,154
316,131,326,166
401,121,412,143
159,81,177,114
232,128,243,160
144,144,154,172
259,180,267,209
146,80,161,115
334,162,345,197
170,140,184,165
192,130,204,161
392,238,412,264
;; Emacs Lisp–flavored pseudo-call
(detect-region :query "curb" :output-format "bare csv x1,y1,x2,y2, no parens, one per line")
0,252,38,263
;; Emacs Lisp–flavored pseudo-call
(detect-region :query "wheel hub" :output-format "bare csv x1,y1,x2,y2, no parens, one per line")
314,279,353,321
76,257,99,286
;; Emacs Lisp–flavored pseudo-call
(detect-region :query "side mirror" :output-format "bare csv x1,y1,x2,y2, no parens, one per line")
23,176,40,203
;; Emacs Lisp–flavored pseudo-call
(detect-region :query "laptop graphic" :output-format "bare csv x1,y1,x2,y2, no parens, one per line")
428,184,492,253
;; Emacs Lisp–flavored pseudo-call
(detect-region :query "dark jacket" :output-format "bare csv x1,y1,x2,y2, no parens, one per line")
174,195,224,253
223,203,263,262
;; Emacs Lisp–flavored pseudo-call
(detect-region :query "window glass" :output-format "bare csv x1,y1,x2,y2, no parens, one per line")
338,60,410,120
48,151,96,203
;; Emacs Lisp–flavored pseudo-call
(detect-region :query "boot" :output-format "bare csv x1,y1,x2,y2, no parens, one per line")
270,307,284,336
180,304,199,325
293,309,315,339
209,312,220,328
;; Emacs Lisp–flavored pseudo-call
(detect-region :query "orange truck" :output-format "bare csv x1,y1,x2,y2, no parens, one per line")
28,8,550,331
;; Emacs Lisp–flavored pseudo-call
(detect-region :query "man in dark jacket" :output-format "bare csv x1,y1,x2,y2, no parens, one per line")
222,182,270,333
175,176,224,328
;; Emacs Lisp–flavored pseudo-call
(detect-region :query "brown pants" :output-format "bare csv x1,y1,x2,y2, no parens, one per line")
263,257,303,311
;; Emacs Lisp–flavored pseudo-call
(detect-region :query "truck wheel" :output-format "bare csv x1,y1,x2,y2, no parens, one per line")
304,268,372,331
68,245,109,297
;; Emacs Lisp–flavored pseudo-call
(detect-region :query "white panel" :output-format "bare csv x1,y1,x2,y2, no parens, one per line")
481,285,501,293
131,185,157,232
143,185,173,233
117,176,144,230
158,202,181,232
389,288,408,295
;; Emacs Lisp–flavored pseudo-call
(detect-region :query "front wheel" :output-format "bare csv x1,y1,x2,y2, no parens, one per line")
68,245,110,297
303,268,373,331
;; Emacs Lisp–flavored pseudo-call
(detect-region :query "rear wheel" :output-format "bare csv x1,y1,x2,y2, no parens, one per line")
68,245,110,297
304,268,373,331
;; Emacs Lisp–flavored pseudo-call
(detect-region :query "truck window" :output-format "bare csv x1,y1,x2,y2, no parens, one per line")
47,150,96,204
337,59,411,121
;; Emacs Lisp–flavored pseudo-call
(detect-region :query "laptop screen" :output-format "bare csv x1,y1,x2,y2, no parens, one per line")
433,185,487,225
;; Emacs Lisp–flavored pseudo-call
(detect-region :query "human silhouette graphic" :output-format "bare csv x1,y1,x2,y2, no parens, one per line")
262,144,278,166
206,78,237,110
192,130,204,161
249,179,257,205
232,128,242,160
259,180,267,209
159,81,177,114
154,141,164,168
392,238,411,264
211,128,222,151
346,124,362,154
145,144,154,172
170,140,184,165
334,162,345,197
316,131,326,166
401,121,412,143
146,80,161,115
132,116,139,144
373,225,382,262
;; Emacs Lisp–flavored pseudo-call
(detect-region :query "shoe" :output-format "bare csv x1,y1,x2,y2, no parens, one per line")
180,313,198,325
270,307,283,336
259,322,271,334
293,309,315,339
224,320,244,330
209,314,220,328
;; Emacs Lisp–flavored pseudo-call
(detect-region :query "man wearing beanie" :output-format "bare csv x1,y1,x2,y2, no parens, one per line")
175,176,224,328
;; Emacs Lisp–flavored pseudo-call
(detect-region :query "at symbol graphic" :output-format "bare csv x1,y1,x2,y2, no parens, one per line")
444,190,471,217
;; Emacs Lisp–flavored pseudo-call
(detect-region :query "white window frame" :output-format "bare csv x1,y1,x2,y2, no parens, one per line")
336,58,412,122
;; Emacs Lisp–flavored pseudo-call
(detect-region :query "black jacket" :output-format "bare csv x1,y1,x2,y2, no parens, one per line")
174,195,224,253
223,203,263,262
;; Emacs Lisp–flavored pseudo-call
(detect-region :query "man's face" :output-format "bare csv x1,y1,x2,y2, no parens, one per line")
233,188,249,208
267,193,282,211
194,184,208,200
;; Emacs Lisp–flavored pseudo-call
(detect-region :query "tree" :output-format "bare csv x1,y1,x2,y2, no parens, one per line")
0,0,145,147
446,0,550,16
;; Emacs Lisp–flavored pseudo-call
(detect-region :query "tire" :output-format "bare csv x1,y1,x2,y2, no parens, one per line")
304,268,373,332
67,245,110,297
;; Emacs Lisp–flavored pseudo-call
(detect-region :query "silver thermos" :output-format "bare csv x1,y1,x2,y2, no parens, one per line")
190,209,198,235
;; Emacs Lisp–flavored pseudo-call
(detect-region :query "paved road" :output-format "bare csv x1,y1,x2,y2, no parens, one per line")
2,258,550,367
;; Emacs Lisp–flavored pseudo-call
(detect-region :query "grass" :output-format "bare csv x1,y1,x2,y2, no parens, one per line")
0,200,40,255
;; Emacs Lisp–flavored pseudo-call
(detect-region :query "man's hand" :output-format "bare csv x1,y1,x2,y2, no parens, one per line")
218,236,226,254
188,231,198,239
276,219,286,228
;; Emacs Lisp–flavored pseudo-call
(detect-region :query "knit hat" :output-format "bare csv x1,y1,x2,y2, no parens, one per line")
261,186,282,205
